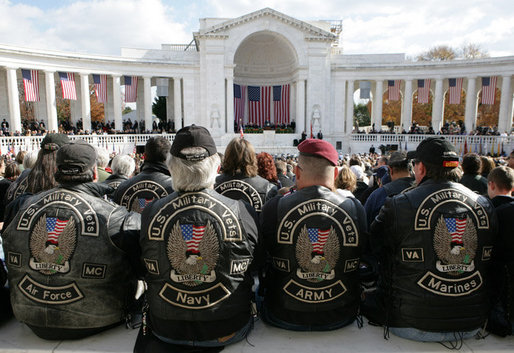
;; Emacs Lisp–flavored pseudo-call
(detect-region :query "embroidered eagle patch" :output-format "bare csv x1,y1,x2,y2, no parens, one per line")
167,221,219,287
433,215,477,276
29,215,77,275
295,225,340,283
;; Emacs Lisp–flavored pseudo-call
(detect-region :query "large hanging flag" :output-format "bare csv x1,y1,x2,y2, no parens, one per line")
124,76,138,103
481,77,497,105
234,84,246,125
58,72,77,100
273,84,290,126
359,81,371,99
417,79,431,104
448,78,463,104
21,69,40,102
388,80,401,101
93,74,107,103
248,85,271,127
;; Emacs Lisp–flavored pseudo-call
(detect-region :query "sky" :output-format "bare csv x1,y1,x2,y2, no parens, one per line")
0,0,513,58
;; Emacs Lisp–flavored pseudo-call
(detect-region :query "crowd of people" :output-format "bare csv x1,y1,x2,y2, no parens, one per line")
0,129,513,351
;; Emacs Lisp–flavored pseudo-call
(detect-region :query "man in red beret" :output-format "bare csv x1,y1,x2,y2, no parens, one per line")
259,139,367,331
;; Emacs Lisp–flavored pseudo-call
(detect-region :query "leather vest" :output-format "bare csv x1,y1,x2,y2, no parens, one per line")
2,186,137,329
140,189,258,323
264,185,365,316
113,162,173,213
214,173,276,213
5,168,30,204
379,180,497,331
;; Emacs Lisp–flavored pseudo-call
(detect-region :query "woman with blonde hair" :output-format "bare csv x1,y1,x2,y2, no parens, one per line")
335,165,357,198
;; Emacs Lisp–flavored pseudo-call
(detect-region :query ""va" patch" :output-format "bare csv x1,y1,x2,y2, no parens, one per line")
401,248,424,262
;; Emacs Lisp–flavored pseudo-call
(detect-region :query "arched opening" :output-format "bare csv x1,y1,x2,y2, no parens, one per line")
233,31,298,132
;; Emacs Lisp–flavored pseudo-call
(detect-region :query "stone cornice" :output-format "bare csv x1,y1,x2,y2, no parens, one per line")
199,7,336,41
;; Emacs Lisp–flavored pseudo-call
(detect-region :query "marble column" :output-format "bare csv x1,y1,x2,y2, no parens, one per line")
334,78,346,134
498,75,513,133
45,71,58,133
401,79,413,132
5,67,21,133
345,80,354,135
373,80,383,130
296,79,305,134
431,78,444,133
226,74,234,134
143,76,152,132
464,77,478,131
112,75,122,131
79,73,91,132
174,77,182,131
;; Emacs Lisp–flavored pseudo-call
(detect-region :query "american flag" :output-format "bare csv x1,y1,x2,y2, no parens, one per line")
21,69,40,102
124,76,138,102
417,79,431,104
93,74,107,103
234,84,246,125
181,224,206,253
58,72,77,100
248,85,271,127
46,217,69,244
138,198,153,210
444,218,466,245
307,228,330,254
448,78,463,105
481,76,497,105
388,80,401,101
273,84,290,125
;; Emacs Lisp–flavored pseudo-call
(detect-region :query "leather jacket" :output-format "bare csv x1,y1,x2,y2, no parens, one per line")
113,161,173,213
261,185,366,326
2,183,141,335
371,179,497,331
214,173,277,213
140,188,259,340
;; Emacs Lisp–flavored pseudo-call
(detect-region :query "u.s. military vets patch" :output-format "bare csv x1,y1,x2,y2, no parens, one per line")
215,180,264,212
120,181,169,213
276,198,358,303
147,192,244,309
414,189,490,297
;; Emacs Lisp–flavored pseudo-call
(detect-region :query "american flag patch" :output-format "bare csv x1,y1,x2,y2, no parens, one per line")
46,217,68,244
307,228,330,253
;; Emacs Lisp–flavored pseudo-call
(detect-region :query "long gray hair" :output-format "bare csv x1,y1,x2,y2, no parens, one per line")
168,147,220,192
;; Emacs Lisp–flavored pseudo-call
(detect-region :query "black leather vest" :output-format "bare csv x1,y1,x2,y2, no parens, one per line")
2,187,137,329
378,180,497,331
140,189,258,324
263,185,366,316
113,162,173,213
214,173,276,213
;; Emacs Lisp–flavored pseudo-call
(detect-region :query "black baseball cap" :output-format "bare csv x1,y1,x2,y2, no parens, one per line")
407,137,459,168
56,140,97,175
388,151,408,166
41,133,70,151
170,125,217,161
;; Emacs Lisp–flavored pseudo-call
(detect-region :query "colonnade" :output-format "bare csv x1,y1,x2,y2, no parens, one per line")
338,76,513,134
0,68,185,134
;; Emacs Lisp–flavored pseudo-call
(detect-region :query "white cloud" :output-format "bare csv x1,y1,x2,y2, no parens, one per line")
0,0,191,55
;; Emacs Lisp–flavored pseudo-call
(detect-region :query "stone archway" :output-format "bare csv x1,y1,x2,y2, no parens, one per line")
233,31,298,128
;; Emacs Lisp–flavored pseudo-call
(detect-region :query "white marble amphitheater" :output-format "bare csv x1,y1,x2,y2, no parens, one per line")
0,7,513,155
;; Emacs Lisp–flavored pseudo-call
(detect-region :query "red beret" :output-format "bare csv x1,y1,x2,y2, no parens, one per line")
297,139,338,166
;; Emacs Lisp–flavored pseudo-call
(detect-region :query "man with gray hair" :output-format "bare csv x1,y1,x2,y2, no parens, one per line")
95,147,111,182
136,125,259,351
103,155,136,190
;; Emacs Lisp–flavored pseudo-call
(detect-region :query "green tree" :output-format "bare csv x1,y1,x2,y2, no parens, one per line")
354,103,370,127
122,106,133,115
152,96,166,121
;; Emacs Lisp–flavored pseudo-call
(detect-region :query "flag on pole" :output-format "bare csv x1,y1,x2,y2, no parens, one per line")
310,121,313,139
388,80,401,101
273,84,290,125
248,86,271,127
240,125,244,139
124,76,138,103
481,77,497,105
93,74,107,103
234,84,246,125
58,72,77,100
21,69,40,102
417,79,431,104
448,78,463,104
